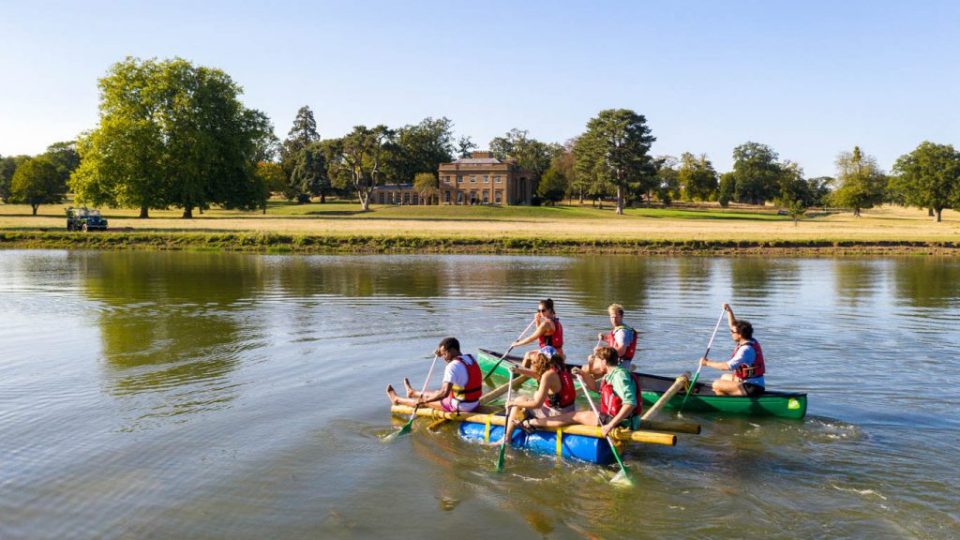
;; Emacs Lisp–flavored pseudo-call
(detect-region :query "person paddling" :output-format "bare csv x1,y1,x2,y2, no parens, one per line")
491,349,578,445
698,304,766,396
511,299,564,361
588,303,638,374
387,337,483,413
531,347,641,438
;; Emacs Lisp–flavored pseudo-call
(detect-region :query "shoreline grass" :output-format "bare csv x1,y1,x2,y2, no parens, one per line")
1,201,958,255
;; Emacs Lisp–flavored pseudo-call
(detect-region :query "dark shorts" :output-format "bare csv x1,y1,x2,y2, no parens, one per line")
598,413,635,428
743,383,765,397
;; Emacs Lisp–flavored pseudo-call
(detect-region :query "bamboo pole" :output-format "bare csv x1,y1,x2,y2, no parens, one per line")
426,375,529,432
391,405,677,446
641,372,690,422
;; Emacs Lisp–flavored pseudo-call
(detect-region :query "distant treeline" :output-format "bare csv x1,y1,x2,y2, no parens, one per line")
1,57,958,221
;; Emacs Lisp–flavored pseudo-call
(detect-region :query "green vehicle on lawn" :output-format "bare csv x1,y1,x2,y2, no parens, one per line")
65,207,108,232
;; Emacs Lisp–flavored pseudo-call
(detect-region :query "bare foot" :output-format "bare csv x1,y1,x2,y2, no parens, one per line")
403,377,416,397
386,384,400,405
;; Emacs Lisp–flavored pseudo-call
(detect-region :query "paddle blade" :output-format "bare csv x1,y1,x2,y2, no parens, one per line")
610,467,632,487
381,418,414,443
495,443,507,472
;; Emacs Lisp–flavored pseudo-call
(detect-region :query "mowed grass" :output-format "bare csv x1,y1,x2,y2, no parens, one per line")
1,199,958,244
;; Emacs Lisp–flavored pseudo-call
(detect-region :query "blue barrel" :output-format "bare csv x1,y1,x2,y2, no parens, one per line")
459,422,614,464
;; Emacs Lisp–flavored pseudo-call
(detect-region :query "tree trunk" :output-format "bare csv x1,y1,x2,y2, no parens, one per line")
182,207,193,219
320,192,326,204
616,186,624,215
139,206,149,219
854,208,861,217
199,207,204,215
928,208,934,217
935,208,943,222
360,192,370,211
31,204,39,216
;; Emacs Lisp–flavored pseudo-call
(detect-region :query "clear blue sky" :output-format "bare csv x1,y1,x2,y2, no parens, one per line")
1,0,957,177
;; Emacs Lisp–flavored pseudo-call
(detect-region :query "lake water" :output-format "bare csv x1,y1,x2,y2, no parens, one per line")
1,250,958,539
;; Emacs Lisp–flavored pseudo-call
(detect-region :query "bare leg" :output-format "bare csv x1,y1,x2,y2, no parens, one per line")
402,377,418,398
711,379,747,396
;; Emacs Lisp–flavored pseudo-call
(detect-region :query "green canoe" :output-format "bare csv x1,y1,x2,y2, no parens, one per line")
477,348,807,420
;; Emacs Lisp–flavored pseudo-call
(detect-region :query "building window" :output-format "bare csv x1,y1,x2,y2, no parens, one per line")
457,175,463,184
482,191,489,203
378,192,385,204
403,193,410,205
444,176,451,184
470,175,477,183
444,191,451,204
456,191,463,204
470,191,478,204
483,175,489,183
494,176,502,184
495,191,502,204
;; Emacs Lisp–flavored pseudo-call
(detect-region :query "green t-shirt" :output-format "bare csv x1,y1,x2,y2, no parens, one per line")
602,367,640,429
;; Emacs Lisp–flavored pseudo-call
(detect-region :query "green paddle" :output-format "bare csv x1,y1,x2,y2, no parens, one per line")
678,308,727,414
382,355,440,442
482,318,537,380
494,367,516,472
575,372,631,486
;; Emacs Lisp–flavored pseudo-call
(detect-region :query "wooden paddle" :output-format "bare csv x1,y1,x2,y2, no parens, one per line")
482,318,537,380
382,355,440,442
678,308,727,414
494,367,517,472
575,372,632,486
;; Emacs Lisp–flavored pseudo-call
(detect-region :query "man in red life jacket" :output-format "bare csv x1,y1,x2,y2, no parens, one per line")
697,304,766,396
588,303,638,375
531,347,641,438
511,298,564,361
386,337,482,412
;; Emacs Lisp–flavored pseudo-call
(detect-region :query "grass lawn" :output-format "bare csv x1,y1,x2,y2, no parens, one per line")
0,199,958,245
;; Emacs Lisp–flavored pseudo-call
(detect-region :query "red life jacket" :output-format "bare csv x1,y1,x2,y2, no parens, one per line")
599,370,642,419
538,317,564,352
605,324,637,361
548,366,577,409
732,339,765,381
449,354,482,402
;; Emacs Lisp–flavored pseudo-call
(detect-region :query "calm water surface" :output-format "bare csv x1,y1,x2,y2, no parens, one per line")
1,251,958,539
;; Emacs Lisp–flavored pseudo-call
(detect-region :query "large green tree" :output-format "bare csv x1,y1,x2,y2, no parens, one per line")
71,57,270,218
289,141,329,203
393,117,455,183
831,146,886,217
489,129,561,186
654,156,680,206
0,154,30,203
326,125,397,211
731,142,782,204
413,172,439,204
892,141,960,222
43,141,81,186
10,157,66,215
678,152,718,201
718,171,736,207
573,109,656,214
281,105,321,201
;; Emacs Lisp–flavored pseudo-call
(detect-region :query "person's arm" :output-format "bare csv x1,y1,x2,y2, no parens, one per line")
612,328,628,357
724,303,737,331
512,320,553,347
418,381,452,404
510,371,555,409
602,403,635,437
699,357,732,371
601,372,636,436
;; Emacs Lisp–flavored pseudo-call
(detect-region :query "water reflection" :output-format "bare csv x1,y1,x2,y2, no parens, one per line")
834,260,882,305
894,257,960,308
77,252,265,425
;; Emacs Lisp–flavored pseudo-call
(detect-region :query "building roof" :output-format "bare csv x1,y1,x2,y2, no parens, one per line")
450,157,502,164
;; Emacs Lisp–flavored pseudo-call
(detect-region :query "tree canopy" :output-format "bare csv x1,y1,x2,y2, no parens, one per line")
731,142,782,205
892,141,960,222
326,125,396,211
678,152,718,201
393,117,456,183
573,109,656,214
830,146,886,217
10,156,66,215
71,57,271,218
489,128,560,185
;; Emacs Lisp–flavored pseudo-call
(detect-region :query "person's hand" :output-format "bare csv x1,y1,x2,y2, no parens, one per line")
601,422,614,438
571,367,581,376
510,340,520,348
722,303,731,312
509,366,521,376
699,357,709,367
597,332,604,341
534,312,543,325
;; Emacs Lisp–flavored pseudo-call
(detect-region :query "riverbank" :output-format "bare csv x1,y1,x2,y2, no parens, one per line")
1,231,958,255
1,201,958,254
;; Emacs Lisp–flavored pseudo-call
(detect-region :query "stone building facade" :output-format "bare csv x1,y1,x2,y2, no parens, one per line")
437,151,533,205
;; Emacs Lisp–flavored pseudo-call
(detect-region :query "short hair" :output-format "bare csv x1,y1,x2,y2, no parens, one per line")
607,303,624,317
594,346,619,366
539,298,555,313
438,337,460,353
733,320,753,340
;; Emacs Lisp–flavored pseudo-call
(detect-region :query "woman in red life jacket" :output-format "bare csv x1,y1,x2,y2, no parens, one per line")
697,304,766,396
531,347,642,438
491,349,579,445
387,337,483,413
588,303,638,374
511,298,565,362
